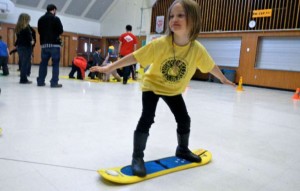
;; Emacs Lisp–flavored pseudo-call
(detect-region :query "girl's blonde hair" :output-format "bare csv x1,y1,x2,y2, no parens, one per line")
165,0,201,41
15,13,31,34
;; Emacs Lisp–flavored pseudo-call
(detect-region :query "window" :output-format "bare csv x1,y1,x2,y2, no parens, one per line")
197,37,241,67
256,37,300,72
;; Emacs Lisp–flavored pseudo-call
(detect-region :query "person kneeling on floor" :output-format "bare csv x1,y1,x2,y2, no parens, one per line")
69,56,87,80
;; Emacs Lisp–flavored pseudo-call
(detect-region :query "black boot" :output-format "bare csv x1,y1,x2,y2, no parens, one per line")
176,132,201,163
131,131,149,177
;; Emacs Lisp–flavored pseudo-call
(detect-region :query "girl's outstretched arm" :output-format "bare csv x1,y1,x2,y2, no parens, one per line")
90,53,137,74
209,65,236,87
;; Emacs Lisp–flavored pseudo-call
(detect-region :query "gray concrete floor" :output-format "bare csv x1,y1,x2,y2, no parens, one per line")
0,65,299,191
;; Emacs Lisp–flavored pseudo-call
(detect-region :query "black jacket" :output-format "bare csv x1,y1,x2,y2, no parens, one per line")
16,26,33,48
92,52,105,66
38,12,63,45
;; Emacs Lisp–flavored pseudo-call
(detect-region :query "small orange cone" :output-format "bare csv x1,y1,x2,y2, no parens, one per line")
292,88,300,100
236,76,244,91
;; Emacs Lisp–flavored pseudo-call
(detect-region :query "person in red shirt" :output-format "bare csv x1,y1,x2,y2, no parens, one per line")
118,25,138,84
68,56,87,80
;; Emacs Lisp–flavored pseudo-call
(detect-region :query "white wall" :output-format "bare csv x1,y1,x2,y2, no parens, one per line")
0,6,101,36
0,0,156,37
100,0,154,37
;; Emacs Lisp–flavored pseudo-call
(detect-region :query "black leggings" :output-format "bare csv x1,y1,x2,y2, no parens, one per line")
136,91,191,134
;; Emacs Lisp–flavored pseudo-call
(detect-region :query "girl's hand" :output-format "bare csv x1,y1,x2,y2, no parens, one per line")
220,78,236,87
90,65,110,73
90,66,101,72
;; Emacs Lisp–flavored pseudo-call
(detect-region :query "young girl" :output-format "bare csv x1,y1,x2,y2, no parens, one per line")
15,13,34,84
90,0,235,177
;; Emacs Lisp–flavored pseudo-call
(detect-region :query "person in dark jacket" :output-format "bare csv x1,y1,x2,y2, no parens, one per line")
13,25,36,74
88,47,105,79
15,13,34,84
37,4,63,88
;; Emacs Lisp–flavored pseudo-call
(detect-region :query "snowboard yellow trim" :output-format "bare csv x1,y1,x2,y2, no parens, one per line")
98,149,212,184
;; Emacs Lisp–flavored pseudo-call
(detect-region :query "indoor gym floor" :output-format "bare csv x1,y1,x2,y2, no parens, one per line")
0,65,299,191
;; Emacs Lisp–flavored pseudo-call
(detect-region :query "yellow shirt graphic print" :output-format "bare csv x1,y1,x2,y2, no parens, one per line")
161,58,187,83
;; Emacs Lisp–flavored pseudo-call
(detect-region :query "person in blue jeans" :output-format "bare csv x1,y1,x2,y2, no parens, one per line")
37,4,63,88
15,13,34,84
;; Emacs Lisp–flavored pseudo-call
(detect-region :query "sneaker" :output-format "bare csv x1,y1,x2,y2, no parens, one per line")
51,84,63,88
37,83,46,87
20,80,32,84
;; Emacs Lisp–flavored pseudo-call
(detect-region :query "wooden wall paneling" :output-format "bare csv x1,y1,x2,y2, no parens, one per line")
269,0,273,29
224,0,229,31
219,0,225,31
260,0,265,30
284,0,289,29
216,0,220,31
248,0,254,30
204,0,210,31
251,0,256,29
7,28,17,65
240,0,245,30
246,0,252,30
269,0,275,29
235,0,239,30
267,0,271,29
207,0,211,31
63,36,70,67
241,34,259,84
238,0,241,30
246,0,250,30
234,0,238,30
151,0,300,32
212,0,216,31
261,0,266,30
256,0,262,29
31,27,39,65
223,0,228,31
69,34,78,66
199,0,204,32
224,0,228,31
201,0,206,31
227,0,232,31
279,0,285,29
272,0,277,29
276,0,281,29
295,0,300,28
197,31,300,90
290,1,296,28
231,0,236,30
231,0,235,31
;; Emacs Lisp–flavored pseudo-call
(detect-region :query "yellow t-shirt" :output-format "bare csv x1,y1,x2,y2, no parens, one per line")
133,35,215,96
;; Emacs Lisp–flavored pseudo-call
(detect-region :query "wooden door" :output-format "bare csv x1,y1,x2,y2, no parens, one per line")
77,37,101,61
60,35,70,67
7,28,17,65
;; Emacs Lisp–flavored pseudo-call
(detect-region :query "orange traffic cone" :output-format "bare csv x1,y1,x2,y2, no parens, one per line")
236,76,244,91
292,88,300,100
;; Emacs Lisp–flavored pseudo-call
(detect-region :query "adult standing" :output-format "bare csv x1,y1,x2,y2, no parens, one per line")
0,35,9,76
118,25,138,84
15,13,34,84
37,4,63,88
